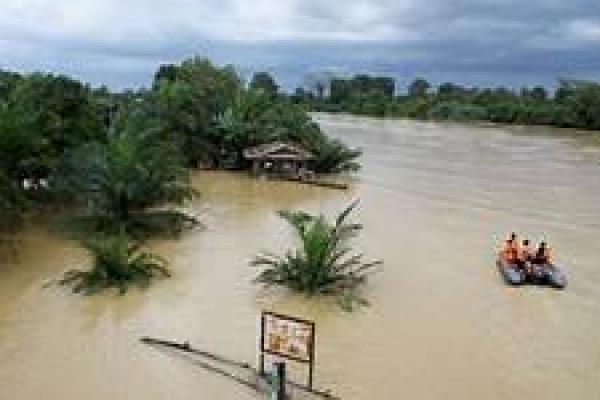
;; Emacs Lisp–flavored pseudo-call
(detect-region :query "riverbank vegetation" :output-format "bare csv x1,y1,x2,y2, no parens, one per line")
252,201,381,310
0,57,360,294
292,75,600,131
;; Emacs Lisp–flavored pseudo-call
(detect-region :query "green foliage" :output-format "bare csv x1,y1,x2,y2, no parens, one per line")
408,78,430,98
59,231,170,295
554,80,600,130
216,90,361,173
437,82,470,98
8,73,104,170
54,127,198,237
0,70,21,104
252,201,381,310
0,171,25,236
215,89,283,166
135,56,362,174
0,106,49,184
325,75,395,117
151,57,242,167
427,101,488,122
0,57,360,249
397,97,430,119
521,86,548,102
301,73,600,132
249,72,279,97
310,138,362,173
486,102,520,123
154,64,178,86
64,210,200,241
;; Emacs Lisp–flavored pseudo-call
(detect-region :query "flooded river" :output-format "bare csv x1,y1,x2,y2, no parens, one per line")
1,113,599,399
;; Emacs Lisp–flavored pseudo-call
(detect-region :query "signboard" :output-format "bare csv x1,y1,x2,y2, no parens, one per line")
260,311,316,389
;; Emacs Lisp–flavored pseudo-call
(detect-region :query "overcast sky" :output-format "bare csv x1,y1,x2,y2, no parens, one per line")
2,0,600,91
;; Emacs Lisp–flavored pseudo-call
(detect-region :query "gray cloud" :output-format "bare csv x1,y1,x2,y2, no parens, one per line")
1,0,599,90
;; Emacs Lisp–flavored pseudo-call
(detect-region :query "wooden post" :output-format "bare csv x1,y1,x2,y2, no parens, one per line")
259,313,266,377
274,361,286,400
308,322,315,390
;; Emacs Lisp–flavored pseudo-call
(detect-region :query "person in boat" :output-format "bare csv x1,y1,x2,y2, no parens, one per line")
518,239,533,273
499,233,518,256
499,237,519,266
532,242,552,265
528,241,553,280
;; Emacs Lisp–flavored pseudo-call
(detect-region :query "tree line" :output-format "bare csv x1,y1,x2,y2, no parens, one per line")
290,75,600,130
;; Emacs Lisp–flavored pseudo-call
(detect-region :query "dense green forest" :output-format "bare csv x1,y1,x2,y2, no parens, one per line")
291,75,600,130
0,57,360,292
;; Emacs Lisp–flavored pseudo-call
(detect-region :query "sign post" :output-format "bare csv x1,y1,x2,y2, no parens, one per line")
274,361,286,400
260,311,316,390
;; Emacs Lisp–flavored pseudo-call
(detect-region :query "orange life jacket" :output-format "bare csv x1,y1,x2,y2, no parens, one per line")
519,245,531,261
501,242,518,262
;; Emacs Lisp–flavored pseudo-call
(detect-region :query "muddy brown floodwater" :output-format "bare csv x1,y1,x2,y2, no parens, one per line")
1,113,600,400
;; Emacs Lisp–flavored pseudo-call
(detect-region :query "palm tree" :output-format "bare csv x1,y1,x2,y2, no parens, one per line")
252,201,381,310
60,230,170,294
55,128,198,238
310,137,362,174
216,90,362,174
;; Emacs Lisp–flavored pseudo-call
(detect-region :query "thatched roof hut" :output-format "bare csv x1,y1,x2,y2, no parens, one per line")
243,142,314,161
243,142,314,178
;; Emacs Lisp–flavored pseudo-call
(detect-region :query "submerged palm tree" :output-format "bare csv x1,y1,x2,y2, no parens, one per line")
310,138,362,174
55,128,198,238
60,230,170,295
252,201,381,310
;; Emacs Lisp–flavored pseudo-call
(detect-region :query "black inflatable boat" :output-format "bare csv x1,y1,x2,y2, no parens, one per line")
496,259,567,289
496,259,526,286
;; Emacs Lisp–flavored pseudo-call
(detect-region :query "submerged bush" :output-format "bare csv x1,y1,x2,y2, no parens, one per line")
60,231,170,295
65,210,200,241
251,201,381,310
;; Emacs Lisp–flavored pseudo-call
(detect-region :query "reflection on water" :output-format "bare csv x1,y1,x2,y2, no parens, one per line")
1,114,599,400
